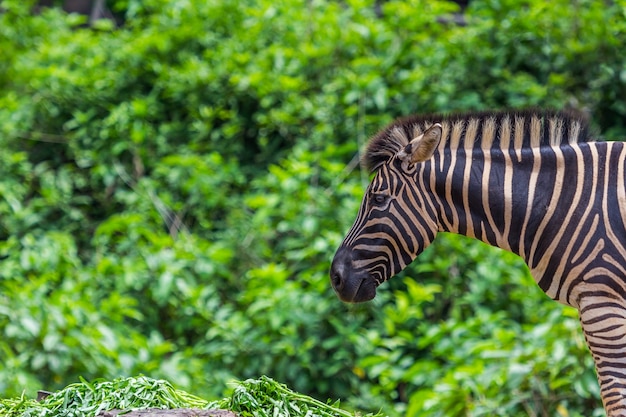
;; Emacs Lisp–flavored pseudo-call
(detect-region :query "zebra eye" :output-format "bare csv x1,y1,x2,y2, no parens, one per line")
372,194,387,205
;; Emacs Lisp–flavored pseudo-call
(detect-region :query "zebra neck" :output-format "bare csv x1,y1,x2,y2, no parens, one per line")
424,142,605,267
424,145,534,255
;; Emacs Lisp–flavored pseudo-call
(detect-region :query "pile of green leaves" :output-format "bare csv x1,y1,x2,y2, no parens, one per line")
0,376,210,417
0,376,379,417
213,376,385,417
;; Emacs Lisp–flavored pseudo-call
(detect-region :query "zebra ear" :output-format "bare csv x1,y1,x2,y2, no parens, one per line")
398,123,442,164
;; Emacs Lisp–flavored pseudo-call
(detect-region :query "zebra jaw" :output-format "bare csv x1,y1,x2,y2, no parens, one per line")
397,123,442,164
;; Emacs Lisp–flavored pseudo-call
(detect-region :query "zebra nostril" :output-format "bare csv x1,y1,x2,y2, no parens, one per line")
331,266,343,291
331,248,352,296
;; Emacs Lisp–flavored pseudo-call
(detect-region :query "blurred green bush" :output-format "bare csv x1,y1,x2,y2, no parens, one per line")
0,0,623,416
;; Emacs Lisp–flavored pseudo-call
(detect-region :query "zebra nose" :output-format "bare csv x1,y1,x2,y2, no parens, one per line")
330,253,377,303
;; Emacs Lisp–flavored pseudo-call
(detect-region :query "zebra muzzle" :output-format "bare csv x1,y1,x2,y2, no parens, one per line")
330,248,377,303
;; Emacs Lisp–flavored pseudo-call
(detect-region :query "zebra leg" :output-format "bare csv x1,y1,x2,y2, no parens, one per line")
578,295,626,416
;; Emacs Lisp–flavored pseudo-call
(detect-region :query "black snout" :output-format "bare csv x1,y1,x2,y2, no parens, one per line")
330,247,377,303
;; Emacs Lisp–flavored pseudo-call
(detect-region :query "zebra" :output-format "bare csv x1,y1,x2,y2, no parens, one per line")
330,110,626,416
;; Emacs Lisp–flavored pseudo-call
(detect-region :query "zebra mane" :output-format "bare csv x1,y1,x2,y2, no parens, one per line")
364,109,593,172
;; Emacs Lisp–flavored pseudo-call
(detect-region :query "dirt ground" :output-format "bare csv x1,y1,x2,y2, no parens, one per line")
97,409,237,417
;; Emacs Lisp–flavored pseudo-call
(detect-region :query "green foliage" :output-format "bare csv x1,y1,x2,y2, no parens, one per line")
0,0,623,416
0,376,210,417
214,376,385,417
0,375,380,417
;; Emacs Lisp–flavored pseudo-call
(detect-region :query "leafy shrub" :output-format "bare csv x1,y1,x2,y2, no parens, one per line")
0,0,623,416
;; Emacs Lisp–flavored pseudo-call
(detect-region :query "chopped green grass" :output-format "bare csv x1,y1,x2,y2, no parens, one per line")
0,376,386,417
0,376,209,417
211,376,386,417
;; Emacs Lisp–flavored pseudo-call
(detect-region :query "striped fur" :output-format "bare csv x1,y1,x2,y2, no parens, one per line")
330,110,626,416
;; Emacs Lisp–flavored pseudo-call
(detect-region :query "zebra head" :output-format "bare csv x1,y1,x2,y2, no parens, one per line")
330,123,443,302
